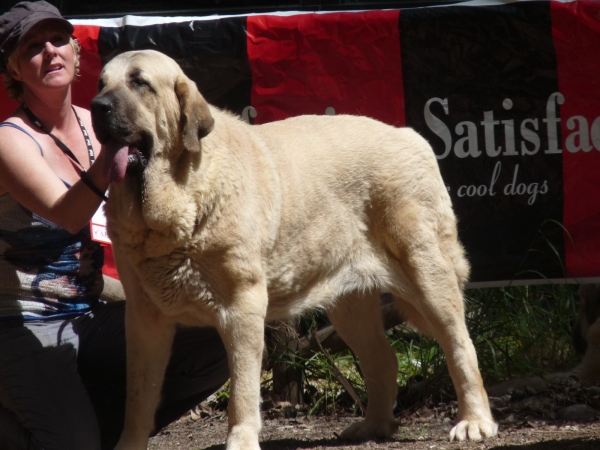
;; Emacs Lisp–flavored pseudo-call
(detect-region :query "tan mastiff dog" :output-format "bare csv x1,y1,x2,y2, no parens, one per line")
91,50,497,450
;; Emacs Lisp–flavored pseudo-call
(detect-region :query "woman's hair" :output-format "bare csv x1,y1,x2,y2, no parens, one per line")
2,36,81,101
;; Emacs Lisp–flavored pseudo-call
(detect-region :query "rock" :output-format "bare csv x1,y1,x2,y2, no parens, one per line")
557,404,598,420
513,396,554,413
489,394,512,408
487,377,549,397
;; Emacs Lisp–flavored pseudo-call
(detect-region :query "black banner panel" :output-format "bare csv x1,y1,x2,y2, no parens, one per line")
97,18,252,115
401,2,564,283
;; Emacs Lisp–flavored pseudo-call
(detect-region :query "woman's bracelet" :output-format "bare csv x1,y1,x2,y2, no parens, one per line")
80,170,108,201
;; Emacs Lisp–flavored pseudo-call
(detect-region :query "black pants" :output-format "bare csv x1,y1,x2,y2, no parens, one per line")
0,302,229,450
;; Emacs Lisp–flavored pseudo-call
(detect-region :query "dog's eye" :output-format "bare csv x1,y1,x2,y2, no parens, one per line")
97,79,105,92
132,78,154,92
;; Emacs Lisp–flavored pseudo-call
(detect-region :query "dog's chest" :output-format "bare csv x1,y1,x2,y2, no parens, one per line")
134,249,219,316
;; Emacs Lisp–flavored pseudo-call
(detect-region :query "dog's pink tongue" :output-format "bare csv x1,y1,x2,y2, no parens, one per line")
103,141,130,183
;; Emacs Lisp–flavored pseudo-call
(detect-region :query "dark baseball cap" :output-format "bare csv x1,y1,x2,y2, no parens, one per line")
0,1,74,74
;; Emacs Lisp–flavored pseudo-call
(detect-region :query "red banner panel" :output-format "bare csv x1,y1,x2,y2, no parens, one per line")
72,25,103,110
552,1,600,278
247,10,405,126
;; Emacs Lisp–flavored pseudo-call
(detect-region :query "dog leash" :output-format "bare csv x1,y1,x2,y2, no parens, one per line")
22,103,108,201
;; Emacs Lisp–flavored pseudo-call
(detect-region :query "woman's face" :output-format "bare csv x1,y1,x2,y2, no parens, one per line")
9,20,76,93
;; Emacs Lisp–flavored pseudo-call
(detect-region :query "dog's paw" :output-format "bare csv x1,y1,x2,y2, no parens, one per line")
338,419,399,442
226,424,262,450
449,418,498,441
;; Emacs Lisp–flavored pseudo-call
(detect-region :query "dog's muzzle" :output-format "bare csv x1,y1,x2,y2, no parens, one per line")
91,94,150,183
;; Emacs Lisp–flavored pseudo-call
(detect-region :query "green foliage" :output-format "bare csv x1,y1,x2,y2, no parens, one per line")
465,283,579,383
302,350,365,417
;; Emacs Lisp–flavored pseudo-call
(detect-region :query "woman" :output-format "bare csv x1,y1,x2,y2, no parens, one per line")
0,2,229,449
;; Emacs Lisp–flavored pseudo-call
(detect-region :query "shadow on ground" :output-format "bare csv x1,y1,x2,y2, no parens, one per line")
492,437,600,450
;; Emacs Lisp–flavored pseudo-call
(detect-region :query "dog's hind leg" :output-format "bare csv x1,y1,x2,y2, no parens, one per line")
385,204,498,442
327,290,400,441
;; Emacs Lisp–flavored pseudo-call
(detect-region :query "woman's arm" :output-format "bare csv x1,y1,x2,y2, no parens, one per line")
0,112,109,234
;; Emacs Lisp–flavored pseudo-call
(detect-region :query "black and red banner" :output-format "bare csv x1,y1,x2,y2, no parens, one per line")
1,1,599,285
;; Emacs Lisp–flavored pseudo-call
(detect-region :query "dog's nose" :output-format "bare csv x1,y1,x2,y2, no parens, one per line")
91,95,116,141
91,95,114,118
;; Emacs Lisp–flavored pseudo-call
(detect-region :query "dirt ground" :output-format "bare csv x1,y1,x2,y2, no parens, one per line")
150,414,600,450
148,375,600,450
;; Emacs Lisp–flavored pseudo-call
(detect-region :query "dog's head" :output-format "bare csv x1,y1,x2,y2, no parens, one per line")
91,50,214,184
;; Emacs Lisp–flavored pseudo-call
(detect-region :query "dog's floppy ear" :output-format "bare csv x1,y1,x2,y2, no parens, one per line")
175,76,215,152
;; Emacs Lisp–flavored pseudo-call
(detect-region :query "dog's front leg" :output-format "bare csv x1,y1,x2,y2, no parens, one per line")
114,270,176,450
217,282,268,450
